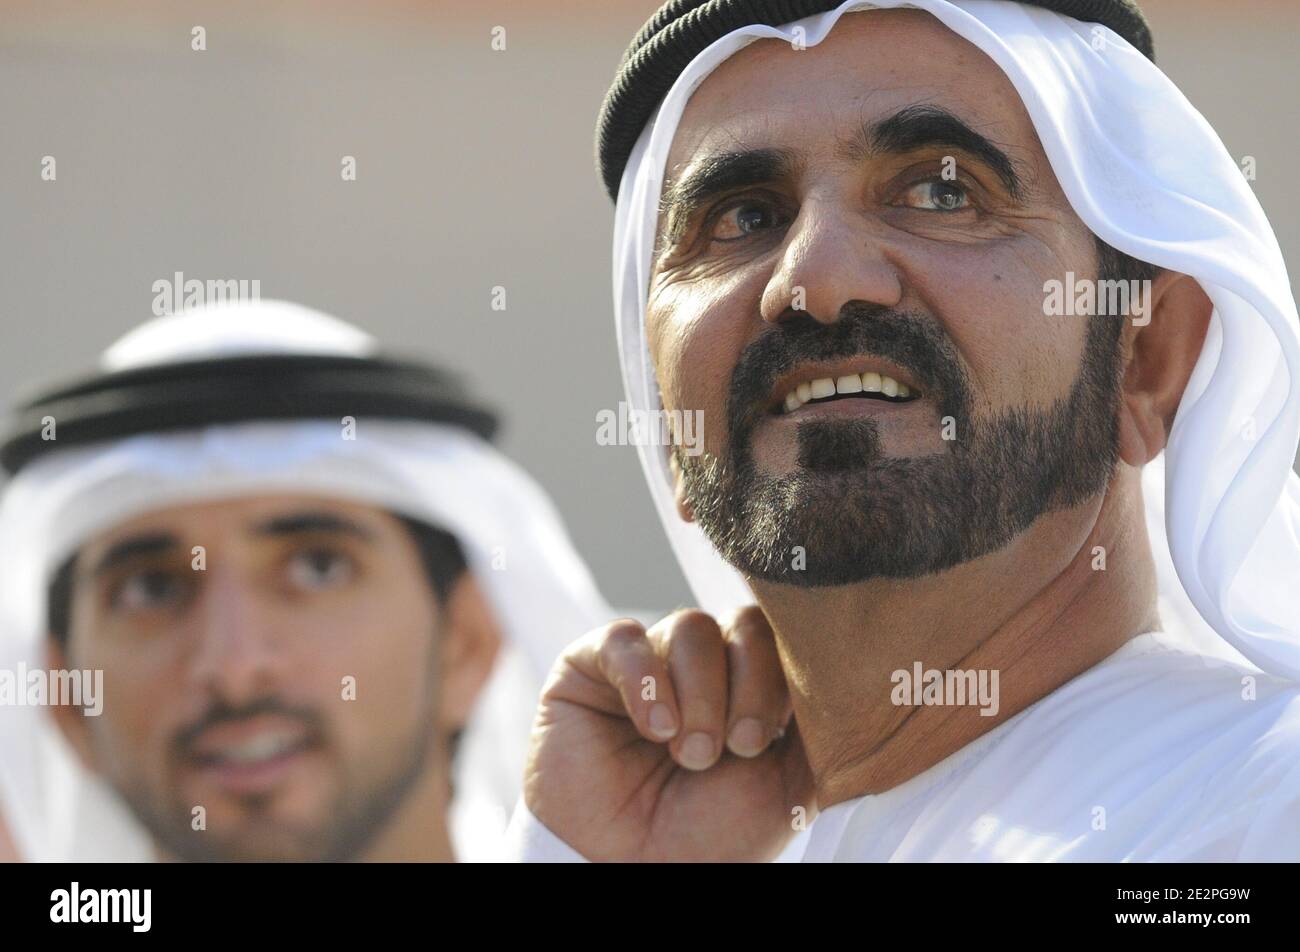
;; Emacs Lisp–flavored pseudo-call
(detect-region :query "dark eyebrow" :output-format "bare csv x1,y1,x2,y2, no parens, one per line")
657,104,1026,250
843,104,1026,200
89,533,179,577
252,511,375,541
659,148,800,246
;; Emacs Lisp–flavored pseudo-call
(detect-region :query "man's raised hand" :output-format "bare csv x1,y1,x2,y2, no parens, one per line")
523,606,815,861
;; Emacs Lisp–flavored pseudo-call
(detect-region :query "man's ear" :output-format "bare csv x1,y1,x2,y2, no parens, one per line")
668,449,696,523
436,574,503,738
45,639,98,773
1117,271,1212,467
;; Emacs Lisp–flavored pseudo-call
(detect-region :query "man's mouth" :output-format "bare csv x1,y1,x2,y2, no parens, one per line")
195,730,308,766
770,361,923,415
184,716,318,795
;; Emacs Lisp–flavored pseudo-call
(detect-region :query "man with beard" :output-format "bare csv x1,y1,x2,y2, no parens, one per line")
508,1,1300,861
0,300,608,862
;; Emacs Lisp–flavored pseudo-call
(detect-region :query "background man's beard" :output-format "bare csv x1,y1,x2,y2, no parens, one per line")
103,695,439,863
676,302,1125,586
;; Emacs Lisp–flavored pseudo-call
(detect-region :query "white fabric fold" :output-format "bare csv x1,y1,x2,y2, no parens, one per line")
504,797,591,863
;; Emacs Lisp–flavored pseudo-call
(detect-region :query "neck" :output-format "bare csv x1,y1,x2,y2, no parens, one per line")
749,465,1158,809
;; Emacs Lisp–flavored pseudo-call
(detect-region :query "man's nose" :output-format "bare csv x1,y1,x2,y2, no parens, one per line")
186,570,283,705
760,198,903,325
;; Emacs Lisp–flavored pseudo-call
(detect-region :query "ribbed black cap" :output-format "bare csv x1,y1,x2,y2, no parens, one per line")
597,0,1154,201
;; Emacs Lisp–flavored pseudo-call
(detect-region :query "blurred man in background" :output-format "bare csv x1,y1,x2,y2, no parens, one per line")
0,300,608,862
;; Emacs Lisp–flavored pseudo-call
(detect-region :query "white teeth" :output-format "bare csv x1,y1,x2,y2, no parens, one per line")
781,370,917,413
809,378,836,399
217,732,298,765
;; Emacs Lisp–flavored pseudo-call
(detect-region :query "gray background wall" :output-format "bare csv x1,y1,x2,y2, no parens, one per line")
2,0,1296,613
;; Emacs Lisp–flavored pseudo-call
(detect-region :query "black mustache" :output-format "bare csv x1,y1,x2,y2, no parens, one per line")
726,302,970,432
174,695,323,757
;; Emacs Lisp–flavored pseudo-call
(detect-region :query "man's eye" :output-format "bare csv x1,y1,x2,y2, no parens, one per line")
899,179,971,212
286,549,354,591
710,201,784,241
112,571,184,611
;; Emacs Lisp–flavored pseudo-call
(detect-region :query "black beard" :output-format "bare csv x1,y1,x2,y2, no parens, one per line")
675,299,1124,586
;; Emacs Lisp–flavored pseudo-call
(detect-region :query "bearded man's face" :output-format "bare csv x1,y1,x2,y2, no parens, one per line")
647,10,1134,585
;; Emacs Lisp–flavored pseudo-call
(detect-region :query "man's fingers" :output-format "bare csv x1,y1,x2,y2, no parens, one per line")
590,620,682,742
570,608,790,772
722,606,791,757
649,610,729,771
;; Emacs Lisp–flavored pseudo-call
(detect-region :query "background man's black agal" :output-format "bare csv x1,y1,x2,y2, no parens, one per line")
597,0,1154,201
0,354,499,476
